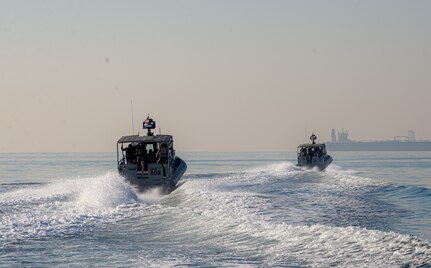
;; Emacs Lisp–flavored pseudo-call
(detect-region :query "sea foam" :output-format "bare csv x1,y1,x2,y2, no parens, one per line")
0,172,142,246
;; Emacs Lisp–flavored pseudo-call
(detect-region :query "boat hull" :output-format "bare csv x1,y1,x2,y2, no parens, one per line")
297,155,333,171
119,156,187,193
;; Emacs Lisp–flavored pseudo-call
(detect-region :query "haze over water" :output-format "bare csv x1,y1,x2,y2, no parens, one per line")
1,1,431,152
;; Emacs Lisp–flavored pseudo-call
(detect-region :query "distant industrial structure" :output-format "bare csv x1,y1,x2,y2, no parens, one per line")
326,129,431,151
331,128,350,143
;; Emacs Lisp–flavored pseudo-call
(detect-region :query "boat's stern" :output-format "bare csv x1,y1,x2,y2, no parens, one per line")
118,162,168,189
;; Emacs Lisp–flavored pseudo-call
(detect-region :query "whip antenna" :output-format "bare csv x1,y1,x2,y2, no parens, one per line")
131,100,135,135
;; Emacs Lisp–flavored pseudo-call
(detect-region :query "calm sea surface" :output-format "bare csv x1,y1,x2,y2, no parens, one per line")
1,152,430,267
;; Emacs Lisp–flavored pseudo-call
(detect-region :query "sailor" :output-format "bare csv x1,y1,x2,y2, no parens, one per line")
300,147,306,157
157,143,168,163
316,147,322,157
147,149,156,163
307,147,315,164
123,144,134,164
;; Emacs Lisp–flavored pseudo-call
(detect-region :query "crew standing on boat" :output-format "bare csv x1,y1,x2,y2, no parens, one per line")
157,143,168,163
125,144,134,163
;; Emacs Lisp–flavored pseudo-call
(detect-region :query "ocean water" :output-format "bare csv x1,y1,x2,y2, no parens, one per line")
0,152,430,267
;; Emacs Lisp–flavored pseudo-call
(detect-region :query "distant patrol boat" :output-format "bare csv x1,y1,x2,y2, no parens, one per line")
116,116,187,193
297,133,333,170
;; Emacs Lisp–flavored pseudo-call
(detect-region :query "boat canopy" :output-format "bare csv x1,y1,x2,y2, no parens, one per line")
297,143,327,148
117,134,173,144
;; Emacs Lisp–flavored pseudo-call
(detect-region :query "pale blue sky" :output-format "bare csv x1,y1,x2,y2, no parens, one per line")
1,1,430,152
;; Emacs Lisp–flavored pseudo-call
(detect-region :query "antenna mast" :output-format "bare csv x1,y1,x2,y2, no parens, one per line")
131,100,135,135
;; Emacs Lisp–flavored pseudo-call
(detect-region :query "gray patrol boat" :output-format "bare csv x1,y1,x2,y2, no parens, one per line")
297,133,333,170
117,116,187,193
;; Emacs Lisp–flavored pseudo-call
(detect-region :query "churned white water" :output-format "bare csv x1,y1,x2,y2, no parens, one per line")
0,152,430,267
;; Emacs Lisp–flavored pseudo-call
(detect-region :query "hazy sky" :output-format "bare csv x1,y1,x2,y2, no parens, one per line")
1,1,430,152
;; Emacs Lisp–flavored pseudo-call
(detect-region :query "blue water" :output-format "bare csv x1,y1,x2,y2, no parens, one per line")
0,152,430,267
